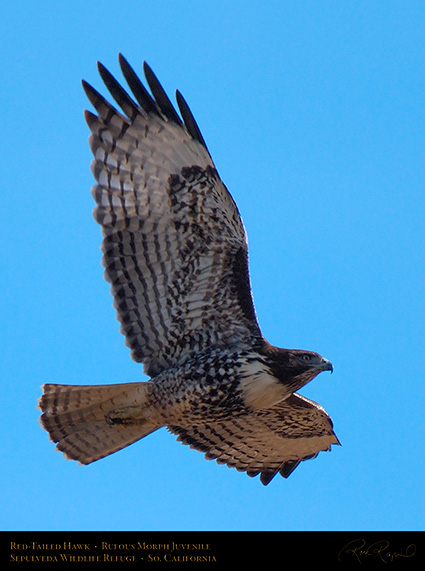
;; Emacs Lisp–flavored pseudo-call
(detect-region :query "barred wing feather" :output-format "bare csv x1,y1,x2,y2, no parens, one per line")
170,393,339,485
83,56,262,376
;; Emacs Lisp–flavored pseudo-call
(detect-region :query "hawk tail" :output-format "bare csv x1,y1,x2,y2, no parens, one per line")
38,382,162,464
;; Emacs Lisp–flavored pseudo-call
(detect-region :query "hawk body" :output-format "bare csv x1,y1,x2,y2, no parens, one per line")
39,56,339,484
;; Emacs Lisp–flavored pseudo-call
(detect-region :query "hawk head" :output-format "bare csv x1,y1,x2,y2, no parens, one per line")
241,342,333,410
267,346,333,391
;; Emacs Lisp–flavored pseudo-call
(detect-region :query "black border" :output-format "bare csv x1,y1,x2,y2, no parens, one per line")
2,531,423,569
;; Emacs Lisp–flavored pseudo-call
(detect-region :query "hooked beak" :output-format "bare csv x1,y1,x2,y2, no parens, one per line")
321,358,333,373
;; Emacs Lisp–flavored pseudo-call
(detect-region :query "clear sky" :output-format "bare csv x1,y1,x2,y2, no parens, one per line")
2,1,425,532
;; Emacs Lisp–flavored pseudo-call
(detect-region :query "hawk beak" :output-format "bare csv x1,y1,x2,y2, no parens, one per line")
321,358,333,373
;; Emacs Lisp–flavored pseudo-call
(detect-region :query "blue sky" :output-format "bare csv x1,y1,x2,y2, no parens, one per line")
2,1,425,532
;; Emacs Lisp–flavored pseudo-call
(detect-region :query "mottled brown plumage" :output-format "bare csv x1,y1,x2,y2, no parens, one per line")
39,56,339,484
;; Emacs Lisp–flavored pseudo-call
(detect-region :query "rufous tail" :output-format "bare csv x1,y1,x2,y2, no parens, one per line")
38,382,162,464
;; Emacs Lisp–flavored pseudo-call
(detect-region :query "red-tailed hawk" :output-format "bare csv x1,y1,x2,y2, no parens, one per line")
39,55,339,485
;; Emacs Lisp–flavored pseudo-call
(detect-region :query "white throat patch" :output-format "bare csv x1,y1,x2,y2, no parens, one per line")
240,360,291,409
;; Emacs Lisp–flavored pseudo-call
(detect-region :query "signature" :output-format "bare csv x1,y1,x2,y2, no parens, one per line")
338,538,416,564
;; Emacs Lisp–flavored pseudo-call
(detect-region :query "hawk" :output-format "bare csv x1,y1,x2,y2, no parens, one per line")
39,55,339,485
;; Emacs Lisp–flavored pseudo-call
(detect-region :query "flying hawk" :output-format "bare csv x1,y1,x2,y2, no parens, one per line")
39,55,339,485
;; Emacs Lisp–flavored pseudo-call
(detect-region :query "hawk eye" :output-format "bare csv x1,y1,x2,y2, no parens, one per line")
302,354,311,361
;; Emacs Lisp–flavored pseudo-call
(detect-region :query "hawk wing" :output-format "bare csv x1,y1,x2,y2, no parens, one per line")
169,394,340,485
83,56,262,376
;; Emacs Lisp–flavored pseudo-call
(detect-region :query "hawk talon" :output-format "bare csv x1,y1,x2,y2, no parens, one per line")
106,406,146,426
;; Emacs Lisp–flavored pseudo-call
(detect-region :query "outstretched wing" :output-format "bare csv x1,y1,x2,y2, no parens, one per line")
83,55,262,376
169,394,340,485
